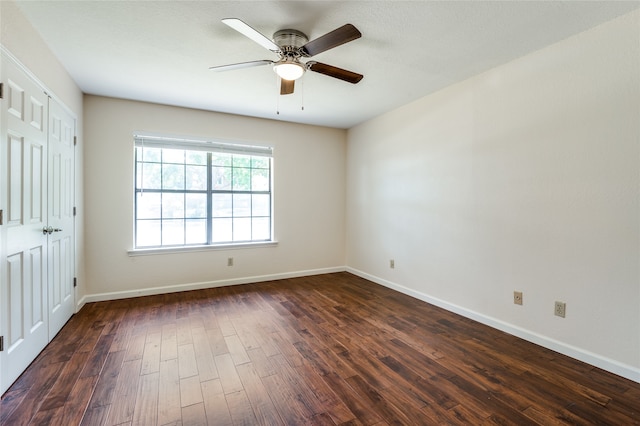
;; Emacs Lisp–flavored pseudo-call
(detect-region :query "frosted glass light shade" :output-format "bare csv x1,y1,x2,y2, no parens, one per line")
274,62,305,80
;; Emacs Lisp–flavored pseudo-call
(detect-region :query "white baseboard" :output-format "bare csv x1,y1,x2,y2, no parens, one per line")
75,265,639,384
346,267,640,384
76,266,346,309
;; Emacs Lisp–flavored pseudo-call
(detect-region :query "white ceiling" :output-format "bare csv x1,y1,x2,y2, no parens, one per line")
15,1,639,129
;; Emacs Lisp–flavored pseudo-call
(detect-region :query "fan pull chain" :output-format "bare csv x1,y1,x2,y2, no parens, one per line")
300,77,305,111
276,75,280,115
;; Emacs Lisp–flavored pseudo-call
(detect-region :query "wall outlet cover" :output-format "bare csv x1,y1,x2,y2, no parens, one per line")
514,291,523,305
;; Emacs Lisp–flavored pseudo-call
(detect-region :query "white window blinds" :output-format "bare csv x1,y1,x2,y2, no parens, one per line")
134,134,273,157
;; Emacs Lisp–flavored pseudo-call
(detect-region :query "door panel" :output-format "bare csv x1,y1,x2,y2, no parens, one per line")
0,58,50,395
47,99,75,340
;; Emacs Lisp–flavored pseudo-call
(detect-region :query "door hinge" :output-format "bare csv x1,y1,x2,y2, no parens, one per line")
73,206,76,216
0,336,4,352
74,136,77,146
74,277,77,288
0,209,3,225
0,82,4,99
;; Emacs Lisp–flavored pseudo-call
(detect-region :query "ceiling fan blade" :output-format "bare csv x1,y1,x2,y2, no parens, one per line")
209,60,273,72
307,61,363,84
222,18,280,52
280,78,295,95
301,24,361,57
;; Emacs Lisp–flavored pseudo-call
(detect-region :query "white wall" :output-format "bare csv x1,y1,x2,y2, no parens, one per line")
6,0,638,383
0,1,85,302
346,10,640,381
83,96,346,300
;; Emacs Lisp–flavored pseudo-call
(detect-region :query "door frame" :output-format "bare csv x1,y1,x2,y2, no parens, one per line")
0,47,78,396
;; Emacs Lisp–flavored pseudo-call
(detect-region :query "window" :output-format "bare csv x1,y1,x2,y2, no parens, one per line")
134,134,273,249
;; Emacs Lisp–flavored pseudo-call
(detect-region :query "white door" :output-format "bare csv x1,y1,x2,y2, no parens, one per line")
0,57,50,395
47,99,75,340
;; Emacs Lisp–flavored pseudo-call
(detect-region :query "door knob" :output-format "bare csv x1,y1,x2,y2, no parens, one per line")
42,226,63,235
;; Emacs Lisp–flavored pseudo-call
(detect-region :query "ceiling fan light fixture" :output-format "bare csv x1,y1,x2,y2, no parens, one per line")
274,61,305,80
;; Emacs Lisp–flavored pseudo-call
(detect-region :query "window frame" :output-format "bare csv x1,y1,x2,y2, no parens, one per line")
130,133,275,253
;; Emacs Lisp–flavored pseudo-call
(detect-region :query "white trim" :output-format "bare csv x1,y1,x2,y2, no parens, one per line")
346,267,640,384
128,240,278,256
77,266,346,307
0,45,78,120
74,264,640,384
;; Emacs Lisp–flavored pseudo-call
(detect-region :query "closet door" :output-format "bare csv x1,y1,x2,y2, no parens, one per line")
47,99,75,340
0,57,50,395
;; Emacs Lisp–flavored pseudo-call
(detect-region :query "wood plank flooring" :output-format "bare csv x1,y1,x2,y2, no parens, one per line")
2,272,639,425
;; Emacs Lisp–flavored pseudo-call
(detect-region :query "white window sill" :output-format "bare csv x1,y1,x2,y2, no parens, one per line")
127,241,278,256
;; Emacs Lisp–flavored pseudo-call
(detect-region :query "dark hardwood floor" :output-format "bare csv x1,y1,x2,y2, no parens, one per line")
2,272,639,425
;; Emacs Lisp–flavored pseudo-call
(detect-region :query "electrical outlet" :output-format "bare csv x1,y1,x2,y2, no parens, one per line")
390,259,395,269
227,257,234,267
513,291,523,305
554,301,566,318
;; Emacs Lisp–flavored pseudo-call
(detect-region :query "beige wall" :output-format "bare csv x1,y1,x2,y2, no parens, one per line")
0,1,86,302
0,1,82,109
4,0,639,383
83,96,346,299
346,10,640,380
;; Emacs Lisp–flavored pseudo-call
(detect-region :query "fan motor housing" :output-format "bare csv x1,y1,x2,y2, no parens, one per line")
273,29,309,49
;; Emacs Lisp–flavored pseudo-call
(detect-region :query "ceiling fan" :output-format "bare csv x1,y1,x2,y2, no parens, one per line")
210,18,363,95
